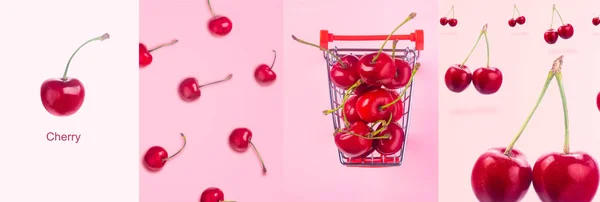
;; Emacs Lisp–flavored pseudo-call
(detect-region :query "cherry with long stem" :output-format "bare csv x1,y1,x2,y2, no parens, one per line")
149,39,178,53
62,33,110,80
372,12,417,63
459,24,487,69
199,74,233,88
380,62,421,109
552,57,571,154
445,5,455,18
504,56,563,155
163,133,187,162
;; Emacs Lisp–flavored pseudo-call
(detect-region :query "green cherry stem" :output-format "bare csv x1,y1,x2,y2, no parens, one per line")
207,0,217,16
342,105,350,128
220,200,236,202
391,40,399,58
291,35,346,68
250,141,267,173
380,62,421,109
339,130,390,140
198,74,233,88
372,12,417,63
514,4,521,17
323,80,362,115
504,56,563,155
149,39,179,52
371,114,394,136
553,4,566,26
163,133,187,162
459,24,487,68
62,33,110,80
445,5,454,17
552,58,570,154
483,31,491,68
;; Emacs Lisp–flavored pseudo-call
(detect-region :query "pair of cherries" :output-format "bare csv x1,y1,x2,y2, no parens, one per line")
508,4,526,27
440,6,458,27
544,4,574,45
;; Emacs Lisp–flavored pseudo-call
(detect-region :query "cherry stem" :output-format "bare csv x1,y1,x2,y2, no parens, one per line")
207,0,216,16
552,57,570,154
323,80,362,115
391,40,398,58
371,114,394,136
337,130,390,140
250,141,267,173
149,39,179,52
553,4,566,26
164,133,187,161
380,62,421,109
514,4,521,17
62,33,109,80
291,35,346,68
269,50,277,69
198,74,233,88
342,105,350,127
459,24,487,68
483,31,491,68
504,56,563,155
372,12,417,63
445,5,454,17
220,200,236,202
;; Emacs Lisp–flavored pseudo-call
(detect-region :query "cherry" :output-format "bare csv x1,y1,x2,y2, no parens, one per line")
511,5,526,26
139,39,178,68
333,122,374,158
471,148,533,202
207,0,232,36
178,74,233,102
472,67,503,94
373,122,405,155
441,6,456,27
353,83,380,96
508,18,517,27
439,17,448,26
544,29,559,44
355,89,395,123
593,17,600,26
384,59,412,89
254,50,278,86
557,24,574,39
386,90,404,122
448,18,458,27
200,187,235,202
533,152,599,202
516,16,526,25
143,133,187,171
342,96,364,124
597,92,600,111
41,33,110,117
229,128,267,173
444,64,472,93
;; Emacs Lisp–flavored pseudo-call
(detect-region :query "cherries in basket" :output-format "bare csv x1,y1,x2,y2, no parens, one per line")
292,12,421,159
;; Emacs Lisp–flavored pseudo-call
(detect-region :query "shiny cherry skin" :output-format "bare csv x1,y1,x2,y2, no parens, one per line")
334,122,373,158
178,77,202,102
532,152,600,202
228,128,252,152
143,146,168,171
374,122,404,155
508,18,517,27
200,187,228,202
355,88,395,122
386,90,404,122
472,67,503,95
544,29,559,44
208,16,232,36
40,78,85,116
544,30,560,44
440,17,448,25
254,65,276,86
357,52,396,85
471,148,532,202
330,55,361,89
596,92,600,111
444,64,472,93
557,24,574,39
448,18,458,27
593,17,600,26
384,59,412,89
354,83,380,96
139,43,152,68
342,96,364,123
516,16,526,25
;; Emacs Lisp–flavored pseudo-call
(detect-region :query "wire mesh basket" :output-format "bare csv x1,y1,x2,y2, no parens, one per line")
320,29,424,167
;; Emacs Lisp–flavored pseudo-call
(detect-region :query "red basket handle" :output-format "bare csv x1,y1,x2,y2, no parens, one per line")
319,29,424,51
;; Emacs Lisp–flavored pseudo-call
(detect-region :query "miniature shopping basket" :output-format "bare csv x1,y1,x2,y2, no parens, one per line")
320,29,424,167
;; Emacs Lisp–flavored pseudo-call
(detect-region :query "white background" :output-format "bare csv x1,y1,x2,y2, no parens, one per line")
0,1,139,201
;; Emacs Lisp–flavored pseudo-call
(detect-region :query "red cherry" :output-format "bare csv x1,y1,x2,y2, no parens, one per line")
143,133,187,171
593,17,600,26
355,88,395,122
229,128,267,173
596,92,600,111
516,16,526,25
357,52,395,85
207,0,232,36
178,74,233,102
471,148,533,202
373,122,404,155
444,64,472,93
353,83,380,96
386,90,404,122
508,18,517,27
200,187,235,202
383,59,412,89
532,152,600,202
448,18,458,27
544,29,559,44
342,96,364,124
254,50,278,86
440,17,448,25
472,67,503,94
334,122,373,158
41,33,109,117
557,24,574,39
139,40,178,68
329,55,361,89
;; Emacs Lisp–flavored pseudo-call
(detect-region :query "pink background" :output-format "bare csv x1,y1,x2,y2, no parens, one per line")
283,0,439,202
140,0,284,201
438,0,600,201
